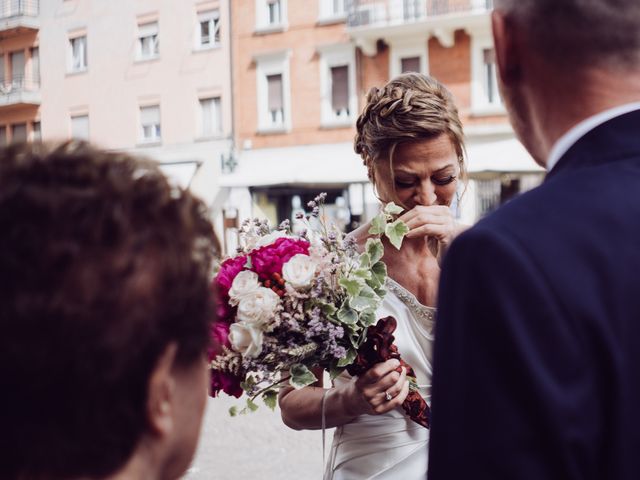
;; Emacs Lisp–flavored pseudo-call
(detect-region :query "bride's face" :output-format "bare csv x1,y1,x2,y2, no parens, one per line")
374,134,460,211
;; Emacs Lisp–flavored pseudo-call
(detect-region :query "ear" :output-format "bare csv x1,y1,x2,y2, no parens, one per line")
491,9,522,87
146,342,179,436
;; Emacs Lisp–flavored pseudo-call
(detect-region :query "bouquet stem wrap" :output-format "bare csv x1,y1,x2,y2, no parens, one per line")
346,316,430,429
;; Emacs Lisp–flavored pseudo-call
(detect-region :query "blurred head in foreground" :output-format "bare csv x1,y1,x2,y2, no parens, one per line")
0,141,216,480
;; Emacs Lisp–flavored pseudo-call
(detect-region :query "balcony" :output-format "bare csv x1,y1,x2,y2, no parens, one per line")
0,73,41,109
0,0,40,37
347,0,493,53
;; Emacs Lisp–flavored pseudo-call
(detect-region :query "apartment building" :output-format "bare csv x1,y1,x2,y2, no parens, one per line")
0,0,41,145
222,0,542,249
1,0,233,234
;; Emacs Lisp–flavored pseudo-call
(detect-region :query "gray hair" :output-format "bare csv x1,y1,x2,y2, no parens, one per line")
494,0,640,68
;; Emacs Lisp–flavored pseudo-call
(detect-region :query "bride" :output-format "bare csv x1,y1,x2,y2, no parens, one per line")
278,72,467,479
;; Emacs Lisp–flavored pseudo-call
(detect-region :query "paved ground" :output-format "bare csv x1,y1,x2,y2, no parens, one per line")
183,395,334,480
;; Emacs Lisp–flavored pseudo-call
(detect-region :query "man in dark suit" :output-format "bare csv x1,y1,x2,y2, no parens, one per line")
429,1,640,479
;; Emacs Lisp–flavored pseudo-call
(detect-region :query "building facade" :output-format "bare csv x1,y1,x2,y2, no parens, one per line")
223,0,543,251
0,0,41,145
1,0,233,236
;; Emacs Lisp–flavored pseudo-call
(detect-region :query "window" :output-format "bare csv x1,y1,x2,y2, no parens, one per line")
268,0,281,25
256,0,287,31
330,66,349,118
11,123,27,143
471,35,504,114
401,56,420,73
30,47,39,85
140,105,161,142
198,10,220,48
32,121,41,142
69,36,87,72
266,74,284,126
71,115,89,140
319,0,346,20
319,45,356,126
482,48,500,105
256,51,291,132
402,0,426,21
137,22,159,60
389,40,428,78
0,126,6,147
199,97,222,137
10,50,25,87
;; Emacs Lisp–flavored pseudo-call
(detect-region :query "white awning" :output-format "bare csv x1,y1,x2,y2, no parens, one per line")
220,142,368,187
466,137,542,173
220,138,541,188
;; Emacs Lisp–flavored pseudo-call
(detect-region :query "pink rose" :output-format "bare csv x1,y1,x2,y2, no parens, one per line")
216,255,247,297
250,237,310,281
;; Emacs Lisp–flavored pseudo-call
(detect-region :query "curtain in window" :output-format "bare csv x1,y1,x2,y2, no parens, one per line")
331,65,349,114
267,74,283,112
401,56,420,73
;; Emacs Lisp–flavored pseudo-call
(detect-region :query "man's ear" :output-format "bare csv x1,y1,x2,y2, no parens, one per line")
146,342,179,436
492,9,522,87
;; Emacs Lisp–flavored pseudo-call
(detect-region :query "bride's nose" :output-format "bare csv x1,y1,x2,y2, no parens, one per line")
414,180,437,206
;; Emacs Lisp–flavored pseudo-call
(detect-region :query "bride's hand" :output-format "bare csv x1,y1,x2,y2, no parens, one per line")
398,205,461,249
344,359,409,416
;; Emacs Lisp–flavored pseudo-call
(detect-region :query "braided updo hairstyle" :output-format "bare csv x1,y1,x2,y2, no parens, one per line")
354,73,466,203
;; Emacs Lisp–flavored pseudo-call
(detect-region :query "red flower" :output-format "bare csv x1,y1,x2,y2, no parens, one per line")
250,237,310,281
347,316,431,429
210,370,243,398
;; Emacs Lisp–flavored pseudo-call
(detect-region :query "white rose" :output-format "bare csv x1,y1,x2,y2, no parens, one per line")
236,286,280,325
282,254,317,289
228,322,264,358
256,230,289,248
228,270,261,306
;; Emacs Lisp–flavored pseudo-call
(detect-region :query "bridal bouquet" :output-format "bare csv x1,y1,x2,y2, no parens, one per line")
209,193,429,428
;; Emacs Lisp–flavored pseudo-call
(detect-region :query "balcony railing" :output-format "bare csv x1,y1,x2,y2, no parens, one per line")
347,0,492,28
0,73,41,107
0,0,39,19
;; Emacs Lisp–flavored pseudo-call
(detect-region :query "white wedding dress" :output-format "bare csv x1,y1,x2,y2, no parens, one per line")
324,278,435,480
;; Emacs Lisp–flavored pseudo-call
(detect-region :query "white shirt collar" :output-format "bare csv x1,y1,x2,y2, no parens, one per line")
547,101,640,171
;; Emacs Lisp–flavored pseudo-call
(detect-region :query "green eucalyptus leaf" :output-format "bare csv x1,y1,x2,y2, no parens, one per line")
337,348,357,367
365,238,384,264
384,202,404,216
371,261,387,282
359,252,371,269
289,364,318,389
359,309,378,328
337,304,358,325
339,277,364,297
263,390,278,411
247,398,259,412
350,285,378,312
348,329,361,348
373,285,387,299
320,302,337,316
385,219,410,250
353,268,372,281
240,375,256,393
329,364,345,380
229,406,238,417
368,213,387,235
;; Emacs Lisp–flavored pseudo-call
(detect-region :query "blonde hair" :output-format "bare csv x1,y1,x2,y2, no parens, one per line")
354,73,466,204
